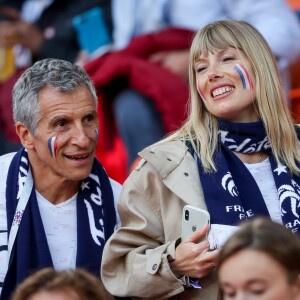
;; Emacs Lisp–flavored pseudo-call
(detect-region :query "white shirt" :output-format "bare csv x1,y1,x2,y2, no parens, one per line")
245,158,282,224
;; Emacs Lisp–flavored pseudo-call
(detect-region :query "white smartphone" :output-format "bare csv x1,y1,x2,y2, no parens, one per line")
181,205,210,242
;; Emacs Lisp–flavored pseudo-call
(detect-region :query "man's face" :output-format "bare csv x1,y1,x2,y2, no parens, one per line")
26,86,98,183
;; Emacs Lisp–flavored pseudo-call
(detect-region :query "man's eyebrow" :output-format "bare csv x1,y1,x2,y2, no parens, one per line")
85,110,97,116
49,115,69,125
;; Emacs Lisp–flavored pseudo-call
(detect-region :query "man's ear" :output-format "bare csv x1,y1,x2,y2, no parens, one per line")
15,122,34,149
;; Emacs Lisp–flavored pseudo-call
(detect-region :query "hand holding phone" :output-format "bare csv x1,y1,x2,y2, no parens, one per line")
181,205,210,243
169,206,216,279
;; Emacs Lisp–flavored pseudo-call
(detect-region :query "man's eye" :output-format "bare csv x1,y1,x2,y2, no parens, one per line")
57,120,66,127
54,120,68,130
84,114,95,123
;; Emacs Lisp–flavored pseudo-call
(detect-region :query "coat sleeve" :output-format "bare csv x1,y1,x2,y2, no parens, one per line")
101,161,187,299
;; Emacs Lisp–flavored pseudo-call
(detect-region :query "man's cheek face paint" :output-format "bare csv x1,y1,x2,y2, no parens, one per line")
95,128,99,142
196,80,206,102
48,136,58,157
234,63,254,90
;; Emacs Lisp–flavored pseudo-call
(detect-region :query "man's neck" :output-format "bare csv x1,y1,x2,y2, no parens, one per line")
30,166,80,204
34,180,80,205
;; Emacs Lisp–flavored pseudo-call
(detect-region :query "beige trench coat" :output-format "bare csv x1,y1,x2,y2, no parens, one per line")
101,141,220,299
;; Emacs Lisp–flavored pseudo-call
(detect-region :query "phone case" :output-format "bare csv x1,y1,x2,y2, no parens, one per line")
181,205,210,241
72,7,111,57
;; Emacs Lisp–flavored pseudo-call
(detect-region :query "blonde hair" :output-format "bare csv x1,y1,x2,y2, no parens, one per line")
163,20,300,173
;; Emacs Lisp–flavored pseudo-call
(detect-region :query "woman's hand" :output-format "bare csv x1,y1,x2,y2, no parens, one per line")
169,224,219,279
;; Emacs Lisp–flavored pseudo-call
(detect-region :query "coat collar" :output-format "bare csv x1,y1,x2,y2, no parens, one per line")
139,140,207,210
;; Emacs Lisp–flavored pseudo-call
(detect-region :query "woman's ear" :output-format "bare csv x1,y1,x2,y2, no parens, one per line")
15,122,34,149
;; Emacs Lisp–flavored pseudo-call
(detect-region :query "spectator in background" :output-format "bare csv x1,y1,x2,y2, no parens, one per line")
218,217,300,300
0,0,112,155
11,268,115,300
0,59,121,299
86,0,300,176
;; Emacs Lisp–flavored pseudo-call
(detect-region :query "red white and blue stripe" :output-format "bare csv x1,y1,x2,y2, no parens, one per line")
48,136,57,157
234,64,253,90
95,128,99,141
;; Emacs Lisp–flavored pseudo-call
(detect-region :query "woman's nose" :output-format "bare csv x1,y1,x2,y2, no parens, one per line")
207,65,223,81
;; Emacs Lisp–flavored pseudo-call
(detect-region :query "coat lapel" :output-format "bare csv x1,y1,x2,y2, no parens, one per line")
140,141,207,210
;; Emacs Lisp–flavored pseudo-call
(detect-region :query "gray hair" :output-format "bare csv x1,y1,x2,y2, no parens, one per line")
13,58,98,135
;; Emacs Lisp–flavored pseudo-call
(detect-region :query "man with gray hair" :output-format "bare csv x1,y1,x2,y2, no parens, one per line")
0,58,121,299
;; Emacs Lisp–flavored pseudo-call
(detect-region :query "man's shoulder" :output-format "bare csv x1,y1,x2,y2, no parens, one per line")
0,152,15,205
0,152,16,172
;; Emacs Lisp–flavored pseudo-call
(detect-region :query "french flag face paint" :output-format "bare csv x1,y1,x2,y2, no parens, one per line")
48,136,58,157
196,80,206,102
95,128,99,141
234,64,254,90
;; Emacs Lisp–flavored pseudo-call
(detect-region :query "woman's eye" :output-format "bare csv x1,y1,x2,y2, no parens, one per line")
196,66,206,73
251,289,266,295
222,291,236,299
223,56,234,62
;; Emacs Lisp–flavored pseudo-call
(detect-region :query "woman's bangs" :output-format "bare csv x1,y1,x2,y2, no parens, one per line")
193,27,236,61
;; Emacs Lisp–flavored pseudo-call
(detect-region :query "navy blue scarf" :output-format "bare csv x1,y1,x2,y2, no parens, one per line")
1,148,116,300
195,120,300,234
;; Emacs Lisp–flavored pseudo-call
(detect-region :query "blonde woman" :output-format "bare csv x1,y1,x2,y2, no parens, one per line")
101,20,300,299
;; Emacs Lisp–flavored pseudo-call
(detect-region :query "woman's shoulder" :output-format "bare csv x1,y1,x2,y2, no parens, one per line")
141,139,188,155
131,140,191,179
139,140,188,164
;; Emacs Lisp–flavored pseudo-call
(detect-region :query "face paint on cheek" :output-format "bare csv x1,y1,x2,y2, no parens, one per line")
47,136,58,157
196,80,206,102
95,128,99,141
234,64,254,90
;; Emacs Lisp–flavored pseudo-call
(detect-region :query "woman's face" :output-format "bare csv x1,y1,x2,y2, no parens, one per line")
194,47,259,123
219,249,300,300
